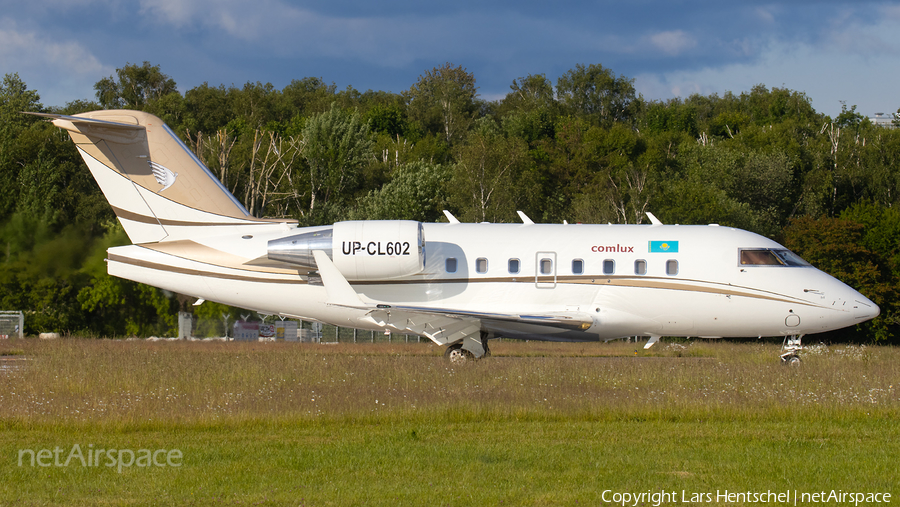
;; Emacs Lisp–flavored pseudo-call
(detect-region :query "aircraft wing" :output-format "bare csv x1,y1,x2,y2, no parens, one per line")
374,305,593,331
362,304,594,346
360,306,482,347
312,250,594,347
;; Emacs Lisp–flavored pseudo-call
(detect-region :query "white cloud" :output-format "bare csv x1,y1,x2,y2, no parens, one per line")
0,22,100,71
754,7,776,24
634,37,900,118
138,0,318,40
648,30,697,56
0,20,108,75
632,6,900,118
883,5,900,21
0,18,112,106
138,0,199,28
820,9,900,58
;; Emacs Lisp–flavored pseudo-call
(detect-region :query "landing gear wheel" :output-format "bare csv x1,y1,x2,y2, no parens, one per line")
780,334,803,365
444,344,473,364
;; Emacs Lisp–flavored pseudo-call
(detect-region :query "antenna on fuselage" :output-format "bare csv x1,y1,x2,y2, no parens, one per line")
517,211,534,225
646,212,663,225
443,210,460,224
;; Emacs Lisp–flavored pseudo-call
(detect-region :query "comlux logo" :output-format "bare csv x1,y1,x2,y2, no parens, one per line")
591,244,635,253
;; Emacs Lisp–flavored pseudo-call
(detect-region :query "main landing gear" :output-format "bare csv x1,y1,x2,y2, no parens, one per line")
780,334,803,365
443,334,491,364
443,344,473,363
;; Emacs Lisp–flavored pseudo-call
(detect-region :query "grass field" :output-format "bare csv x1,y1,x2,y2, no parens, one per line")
0,338,897,506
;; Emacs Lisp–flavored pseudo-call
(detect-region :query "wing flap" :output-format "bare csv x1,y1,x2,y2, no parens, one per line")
384,305,594,331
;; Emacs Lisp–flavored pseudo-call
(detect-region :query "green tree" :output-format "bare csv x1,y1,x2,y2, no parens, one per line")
94,61,177,110
229,81,280,128
1,74,108,228
783,215,897,342
300,104,373,222
405,63,480,145
75,222,178,337
499,74,557,115
183,83,232,134
556,63,638,127
644,100,698,137
654,143,758,230
351,161,451,222
78,276,179,337
451,118,531,222
0,73,42,126
833,102,865,129
365,103,408,138
727,149,797,236
0,74,44,221
279,77,337,119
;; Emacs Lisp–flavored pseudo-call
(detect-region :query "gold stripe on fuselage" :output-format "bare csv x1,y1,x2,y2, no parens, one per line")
109,250,823,309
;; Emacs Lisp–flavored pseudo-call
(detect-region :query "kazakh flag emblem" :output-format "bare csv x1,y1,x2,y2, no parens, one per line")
649,241,678,253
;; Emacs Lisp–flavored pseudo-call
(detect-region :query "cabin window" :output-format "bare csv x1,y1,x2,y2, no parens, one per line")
634,259,647,275
740,248,810,267
476,257,488,274
445,258,457,273
508,258,520,274
539,258,553,275
572,259,584,275
666,259,679,276
602,259,615,275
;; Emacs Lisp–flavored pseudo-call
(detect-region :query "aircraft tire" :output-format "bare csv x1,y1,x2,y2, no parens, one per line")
444,344,473,364
781,354,801,366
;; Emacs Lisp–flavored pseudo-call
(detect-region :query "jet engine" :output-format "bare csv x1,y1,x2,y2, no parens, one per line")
267,220,425,280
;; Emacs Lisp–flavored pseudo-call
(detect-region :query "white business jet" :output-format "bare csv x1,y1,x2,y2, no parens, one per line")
33,110,879,362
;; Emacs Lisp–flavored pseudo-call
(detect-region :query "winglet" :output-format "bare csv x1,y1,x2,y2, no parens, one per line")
443,210,460,224
517,211,534,225
312,250,368,308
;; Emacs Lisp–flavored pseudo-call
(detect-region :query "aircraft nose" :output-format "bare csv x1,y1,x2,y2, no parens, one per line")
852,294,880,322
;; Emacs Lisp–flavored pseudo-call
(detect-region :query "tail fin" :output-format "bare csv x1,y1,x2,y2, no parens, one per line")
33,110,288,244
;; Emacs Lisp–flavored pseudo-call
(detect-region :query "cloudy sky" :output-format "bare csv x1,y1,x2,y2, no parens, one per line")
2,0,899,118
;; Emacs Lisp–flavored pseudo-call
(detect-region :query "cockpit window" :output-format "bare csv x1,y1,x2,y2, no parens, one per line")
740,248,810,267
772,249,810,266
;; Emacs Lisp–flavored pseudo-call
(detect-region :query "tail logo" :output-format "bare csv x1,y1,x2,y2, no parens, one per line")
149,161,178,193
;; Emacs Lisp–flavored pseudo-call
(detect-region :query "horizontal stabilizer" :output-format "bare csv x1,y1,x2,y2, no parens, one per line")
25,112,145,129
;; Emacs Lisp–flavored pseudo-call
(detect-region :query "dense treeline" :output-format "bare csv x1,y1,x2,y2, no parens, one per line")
1,62,898,341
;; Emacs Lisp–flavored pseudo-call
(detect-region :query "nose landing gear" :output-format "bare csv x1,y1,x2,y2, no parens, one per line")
780,334,803,365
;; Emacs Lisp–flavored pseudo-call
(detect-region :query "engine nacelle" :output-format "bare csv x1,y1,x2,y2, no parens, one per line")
332,220,424,280
267,220,424,280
